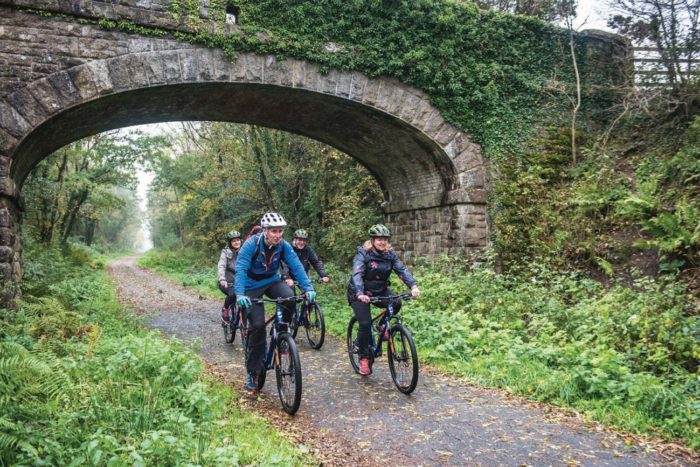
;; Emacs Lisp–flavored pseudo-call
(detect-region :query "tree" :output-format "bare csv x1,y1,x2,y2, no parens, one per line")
474,0,577,21
23,132,167,251
147,123,383,260
607,0,699,117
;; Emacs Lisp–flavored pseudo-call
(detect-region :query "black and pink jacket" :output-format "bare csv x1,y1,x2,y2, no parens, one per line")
347,245,417,301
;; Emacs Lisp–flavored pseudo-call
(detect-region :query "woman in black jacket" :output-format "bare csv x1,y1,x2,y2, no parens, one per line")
347,224,420,376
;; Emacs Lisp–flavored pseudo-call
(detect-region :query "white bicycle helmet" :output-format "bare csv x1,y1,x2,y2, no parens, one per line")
260,212,287,228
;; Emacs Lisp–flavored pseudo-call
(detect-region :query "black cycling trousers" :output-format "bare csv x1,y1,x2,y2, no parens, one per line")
218,282,237,310
350,289,401,359
244,280,295,374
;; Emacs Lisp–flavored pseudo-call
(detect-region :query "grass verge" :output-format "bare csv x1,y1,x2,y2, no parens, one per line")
0,245,314,465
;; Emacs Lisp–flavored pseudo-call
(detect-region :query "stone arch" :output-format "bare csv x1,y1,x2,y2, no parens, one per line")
0,47,489,300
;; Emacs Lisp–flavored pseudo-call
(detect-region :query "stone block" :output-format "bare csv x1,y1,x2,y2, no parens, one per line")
142,51,166,85
421,109,445,139
0,177,16,198
6,87,48,127
84,60,114,96
229,53,247,81
0,207,10,228
336,71,352,98
161,50,181,83
67,65,99,101
106,56,132,90
0,102,30,139
435,123,458,147
125,54,150,88
27,79,61,115
386,84,408,116
396,89,423,122
319,69,339,95
302,62,321,90
376,80,395,111
410,98,434,128
445,188,487,204
178,50,198,82
211,49,231,81
127,37,154,54
289,60,306,88
244,54,263,82
196,49,216,82
348,72,367,101
0,262,11,281
458,168,484,188
452,147,482,173
0,129,18,155
361,79,381,106
262,55,285,86
47,71,80,106
0,227,15,247
0,246,11,263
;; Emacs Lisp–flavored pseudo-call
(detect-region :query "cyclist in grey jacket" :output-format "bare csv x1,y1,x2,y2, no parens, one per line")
218,230,242,322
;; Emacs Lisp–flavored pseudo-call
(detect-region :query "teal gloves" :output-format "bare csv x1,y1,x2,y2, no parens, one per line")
306,291,316,303
237,296,252,308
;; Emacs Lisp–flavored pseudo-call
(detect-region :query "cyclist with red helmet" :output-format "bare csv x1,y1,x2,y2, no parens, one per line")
347,224,420,376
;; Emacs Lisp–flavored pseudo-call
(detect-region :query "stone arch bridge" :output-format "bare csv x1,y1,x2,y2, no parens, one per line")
0,1,627,303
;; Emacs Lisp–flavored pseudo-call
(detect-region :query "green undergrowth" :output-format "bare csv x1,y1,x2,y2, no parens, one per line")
139,248,220,298
140,248,699,450
323,257,699,450
0,244,312,465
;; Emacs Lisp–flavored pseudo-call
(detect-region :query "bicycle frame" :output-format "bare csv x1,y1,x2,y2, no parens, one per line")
290,279,324,327
368,303,399,358
248,295,305,370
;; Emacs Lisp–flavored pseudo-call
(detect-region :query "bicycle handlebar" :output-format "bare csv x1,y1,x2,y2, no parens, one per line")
250,294,307,305
368,292,414,303
292,278,327,285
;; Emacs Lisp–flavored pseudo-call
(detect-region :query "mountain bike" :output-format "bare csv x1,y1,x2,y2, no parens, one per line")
346,293,419,394
244,295,305,415
222,302,245,346
289,279,326,350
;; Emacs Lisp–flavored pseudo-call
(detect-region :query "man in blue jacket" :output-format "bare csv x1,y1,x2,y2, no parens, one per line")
235,212,316,393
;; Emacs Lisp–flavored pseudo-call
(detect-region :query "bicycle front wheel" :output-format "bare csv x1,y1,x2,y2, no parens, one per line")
387,324,419,394
305,303,326,350
275,333,302,415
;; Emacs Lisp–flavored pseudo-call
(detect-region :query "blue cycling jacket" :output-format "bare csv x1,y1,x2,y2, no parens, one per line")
234,234,313,295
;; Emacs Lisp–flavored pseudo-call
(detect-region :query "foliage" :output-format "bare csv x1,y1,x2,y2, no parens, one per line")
147,123,382,260
22,131,166,251
319,256,700,448
607,0,699,115
143,246,699,448
473,0,577,22
1,248,311,465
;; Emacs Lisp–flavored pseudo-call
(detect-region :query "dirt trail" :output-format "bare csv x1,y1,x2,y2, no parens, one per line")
108,256,687,466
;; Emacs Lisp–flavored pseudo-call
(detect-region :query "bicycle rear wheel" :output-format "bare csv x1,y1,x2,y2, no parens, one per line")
387,324,419,394
305,303,326,350
275,333,302,415
223,306,237,344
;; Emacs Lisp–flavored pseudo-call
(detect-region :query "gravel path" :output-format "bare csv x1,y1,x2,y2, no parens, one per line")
108,256,688,466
